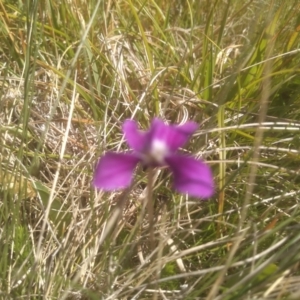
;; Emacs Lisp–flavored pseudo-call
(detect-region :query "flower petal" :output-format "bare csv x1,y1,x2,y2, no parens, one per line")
93,152,140,190
150,118,198,152
123,120,148,152
166,154,214,198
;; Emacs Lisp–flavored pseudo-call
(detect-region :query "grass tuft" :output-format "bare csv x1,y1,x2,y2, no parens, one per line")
1,0,300,299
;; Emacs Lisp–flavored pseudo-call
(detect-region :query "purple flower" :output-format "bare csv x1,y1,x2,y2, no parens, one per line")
93,118,214,198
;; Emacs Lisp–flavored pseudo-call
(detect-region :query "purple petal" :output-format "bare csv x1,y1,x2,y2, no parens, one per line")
166,154,214,198
123,120,148,152
93,152,140,190
150,118,198,152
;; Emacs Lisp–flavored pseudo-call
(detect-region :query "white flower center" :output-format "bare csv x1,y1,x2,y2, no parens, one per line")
149,139,169,164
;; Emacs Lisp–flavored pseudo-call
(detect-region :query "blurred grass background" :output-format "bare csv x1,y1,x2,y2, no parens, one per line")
1,0,300,299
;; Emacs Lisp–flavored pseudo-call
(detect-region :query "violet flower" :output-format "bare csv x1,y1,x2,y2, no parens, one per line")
93,118,214,198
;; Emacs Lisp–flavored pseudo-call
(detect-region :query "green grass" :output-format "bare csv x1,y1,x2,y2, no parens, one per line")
1,0,300,299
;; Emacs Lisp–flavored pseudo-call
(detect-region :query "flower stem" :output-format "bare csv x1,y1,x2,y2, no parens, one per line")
147,167,155,251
